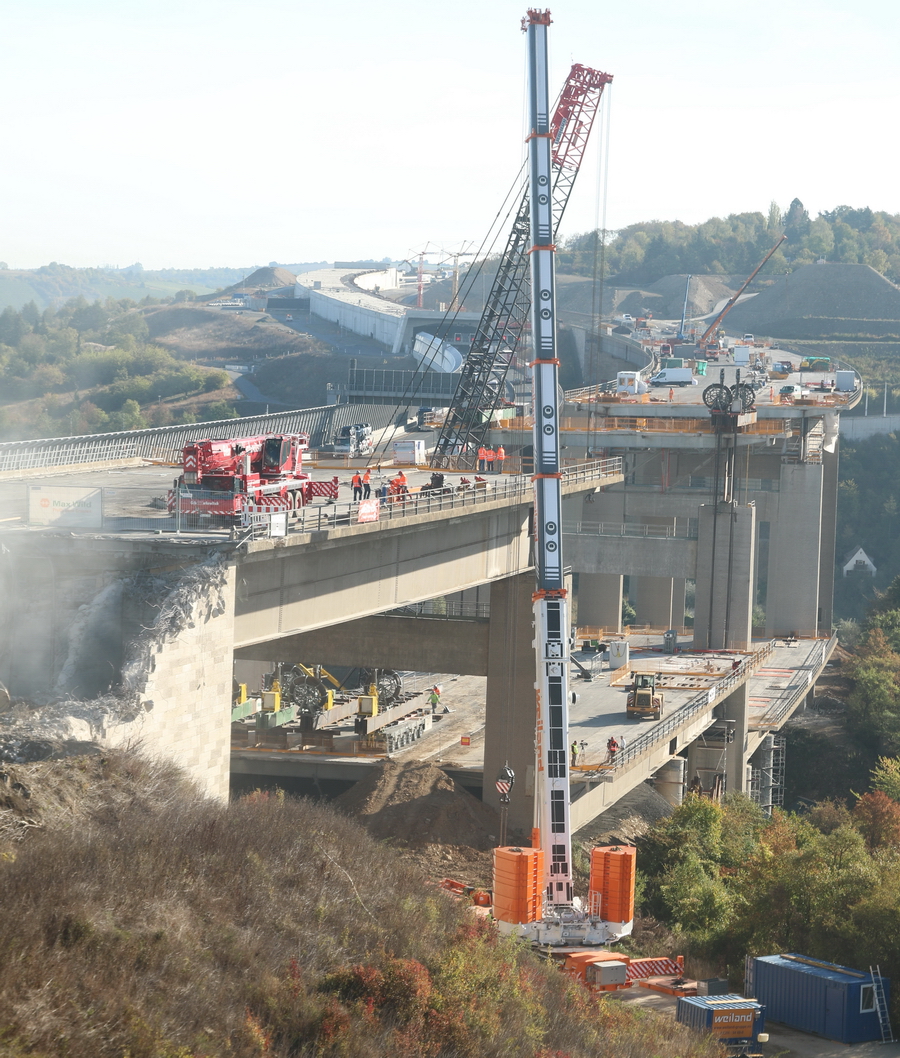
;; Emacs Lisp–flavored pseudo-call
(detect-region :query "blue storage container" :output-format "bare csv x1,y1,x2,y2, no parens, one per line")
676,994,765,1045
751,954,889,1044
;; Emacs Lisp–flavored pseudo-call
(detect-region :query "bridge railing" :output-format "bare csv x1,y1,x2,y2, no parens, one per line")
577,640,777,781
564,521,698,540
286,459,623,535
754,635,837,729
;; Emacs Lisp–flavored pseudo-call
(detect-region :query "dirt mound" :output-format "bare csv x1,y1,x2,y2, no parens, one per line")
334,759,500,850
726,263,900,338
574,781,673,848
642,274,740,318
240,266,297,291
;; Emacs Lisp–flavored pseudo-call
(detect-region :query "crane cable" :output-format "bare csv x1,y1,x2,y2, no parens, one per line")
365,163,529,467
367,69,574,467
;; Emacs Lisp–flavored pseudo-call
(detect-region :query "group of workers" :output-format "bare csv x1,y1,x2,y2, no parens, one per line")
569,735,628,768
476,445,506,473
350,469,373,501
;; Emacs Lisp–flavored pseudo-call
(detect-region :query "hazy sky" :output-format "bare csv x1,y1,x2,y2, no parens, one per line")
3,0,898,270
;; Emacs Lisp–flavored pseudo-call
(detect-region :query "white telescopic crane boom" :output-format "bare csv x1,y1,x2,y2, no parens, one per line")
524,7,574,910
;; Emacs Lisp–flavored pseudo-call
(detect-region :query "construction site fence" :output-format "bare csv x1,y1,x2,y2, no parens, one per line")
500,415,805,436
384,602,491,620
283,459,623,535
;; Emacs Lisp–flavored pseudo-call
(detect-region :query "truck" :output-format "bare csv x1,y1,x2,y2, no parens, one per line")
648,367,697,387
626,672,664,720
333,422,373,456
169,433,339,519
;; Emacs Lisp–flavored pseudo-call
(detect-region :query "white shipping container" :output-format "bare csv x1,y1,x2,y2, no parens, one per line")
835,370,856,392
393,439,426,465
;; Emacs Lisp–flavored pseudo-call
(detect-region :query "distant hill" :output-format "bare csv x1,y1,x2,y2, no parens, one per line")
725,263,900,339
0,262,328,311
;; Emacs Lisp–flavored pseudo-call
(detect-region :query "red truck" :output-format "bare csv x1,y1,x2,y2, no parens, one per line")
169,433,339,519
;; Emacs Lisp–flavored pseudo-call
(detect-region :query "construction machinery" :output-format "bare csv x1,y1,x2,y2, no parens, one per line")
626,672,664,721
486,9,635,951
433,55,612,467
280,664,403,725
170,433,338,519
696,234,786,358
333,422,373,457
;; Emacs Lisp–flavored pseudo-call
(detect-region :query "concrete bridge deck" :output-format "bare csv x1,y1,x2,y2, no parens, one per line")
231,633,834,828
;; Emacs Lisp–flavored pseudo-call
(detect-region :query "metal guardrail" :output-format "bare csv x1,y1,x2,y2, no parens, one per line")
756,635,836,729
564,521,697,540
17,460,622,537
286,459,623,535
0,404,402,475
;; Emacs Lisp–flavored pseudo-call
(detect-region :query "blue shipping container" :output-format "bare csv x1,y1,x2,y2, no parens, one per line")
751,954,889,1044
676,994,765,1044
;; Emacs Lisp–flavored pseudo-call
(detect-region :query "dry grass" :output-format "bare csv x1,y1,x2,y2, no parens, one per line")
0,751,722,1058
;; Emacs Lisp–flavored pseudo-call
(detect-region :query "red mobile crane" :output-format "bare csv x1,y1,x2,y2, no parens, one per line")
433,58,612,465
169,433,338,519
698,234,786,358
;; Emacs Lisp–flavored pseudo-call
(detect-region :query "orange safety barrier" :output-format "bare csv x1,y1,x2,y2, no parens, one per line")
492,846,544,925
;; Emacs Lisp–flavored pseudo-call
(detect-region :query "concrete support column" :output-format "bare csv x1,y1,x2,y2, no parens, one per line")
686,738,725,798
483,573,538,838
109,564,237,802
577,573,623,633
632,576,677,629
672,578,687,630
722,682,750,795
817,448,839,635
693,502,757,650
766,462,823,638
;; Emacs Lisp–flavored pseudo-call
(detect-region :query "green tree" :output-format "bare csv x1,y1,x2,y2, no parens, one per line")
871,756,900,801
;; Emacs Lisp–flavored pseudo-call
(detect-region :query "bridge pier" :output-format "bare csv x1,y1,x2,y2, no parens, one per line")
721,681,751,794
693,502,756,650
631,575,686,630
576,573,623,633
483,572,539,838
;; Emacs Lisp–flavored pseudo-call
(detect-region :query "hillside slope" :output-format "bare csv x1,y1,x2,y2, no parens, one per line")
0,750,718,1058
725,263,900,338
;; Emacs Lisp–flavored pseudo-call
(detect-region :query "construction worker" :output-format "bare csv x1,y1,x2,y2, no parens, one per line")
570,740,579,768
606,735,619,763
351,471,363,501
428,686,441,713
495,444,505,473
668,387,674,403
485,447,495,472
478,445,488,472
362,468,371,499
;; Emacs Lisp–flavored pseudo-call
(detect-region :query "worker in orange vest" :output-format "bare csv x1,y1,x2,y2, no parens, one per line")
477,445,488,472
495,444,505,473
485,447,495,472
362,468,371,499
351,472,363,501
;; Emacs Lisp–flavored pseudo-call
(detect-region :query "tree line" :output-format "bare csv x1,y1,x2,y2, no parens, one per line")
558,200,900,286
